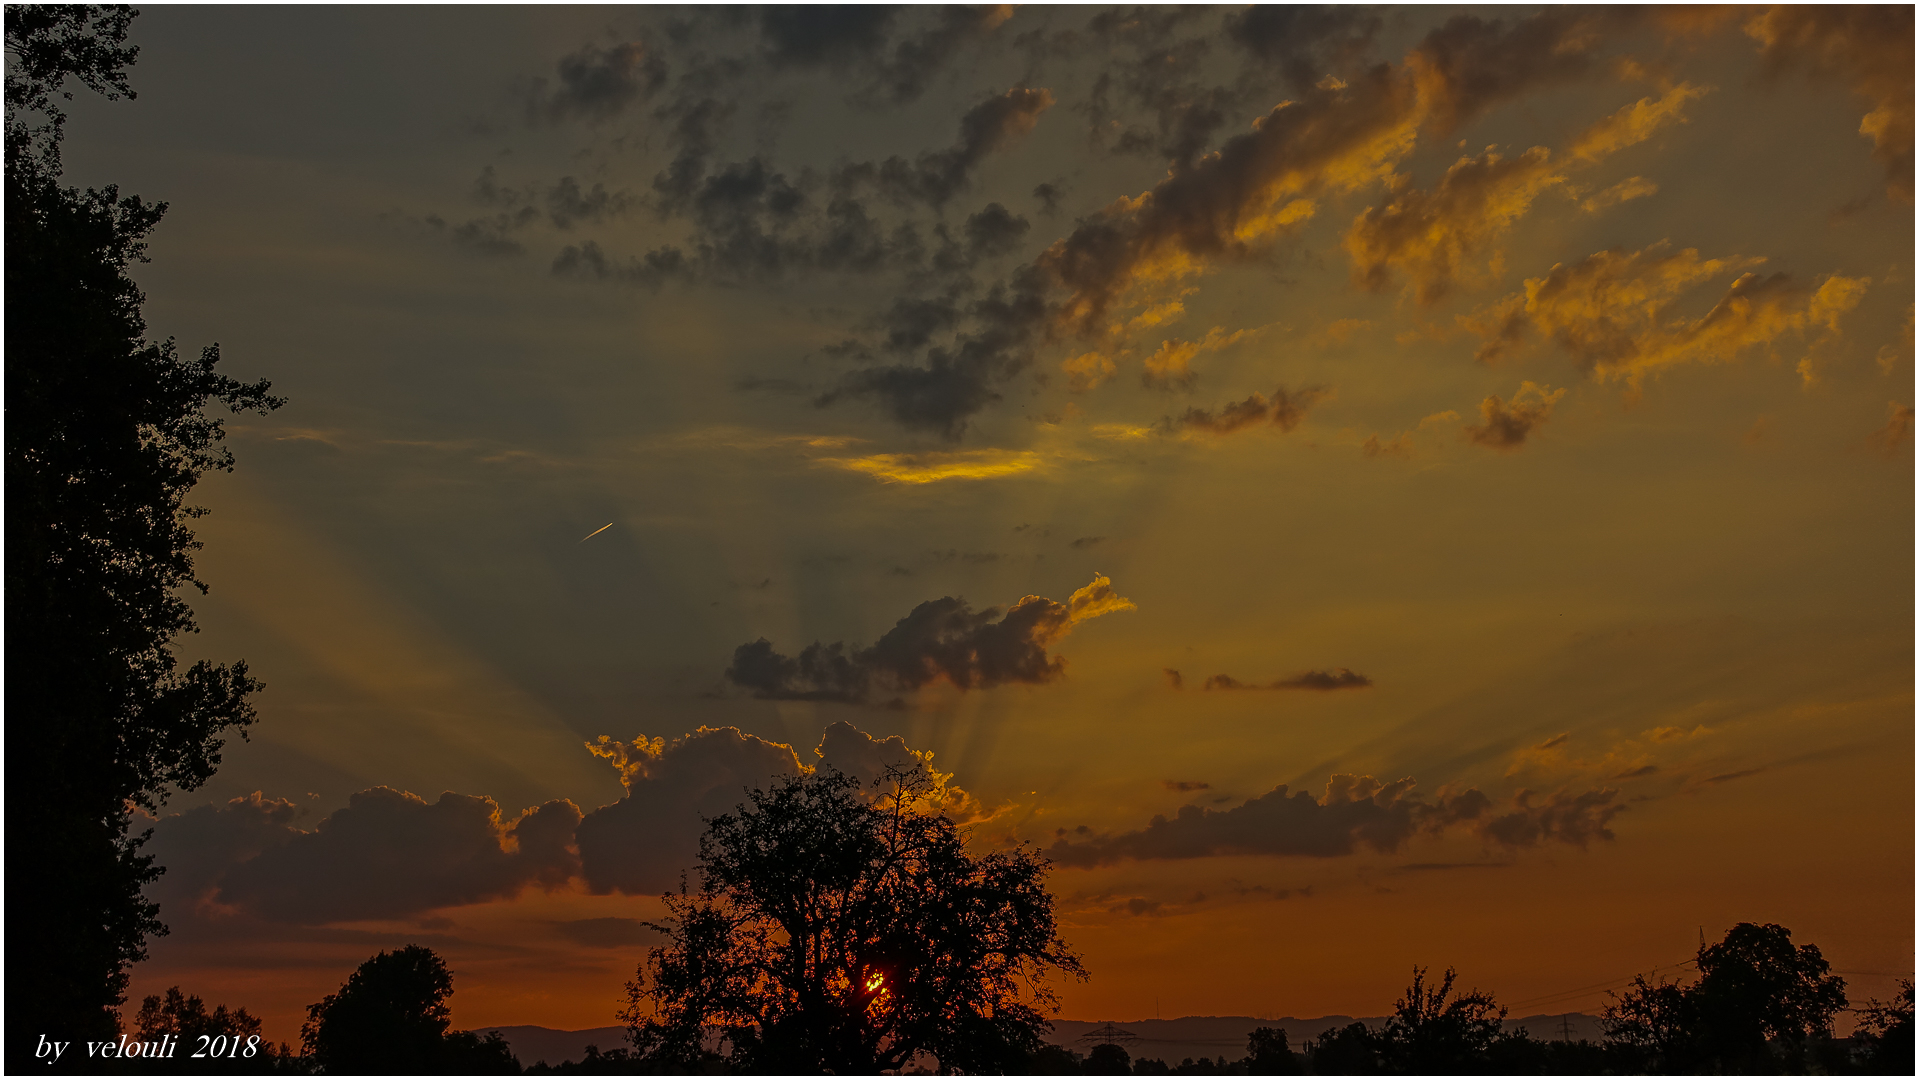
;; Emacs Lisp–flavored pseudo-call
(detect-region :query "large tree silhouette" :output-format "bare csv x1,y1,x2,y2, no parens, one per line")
621,767,1086,1073
1603,922,1848,1072
5,4,281,1050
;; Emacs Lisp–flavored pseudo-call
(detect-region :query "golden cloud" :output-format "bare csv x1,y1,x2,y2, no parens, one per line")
1747,7,1914,202
1460,242,1869,386
1345,146,1565,304
1568,82,1710,162
1579,175,1659,214
813,448,1048,484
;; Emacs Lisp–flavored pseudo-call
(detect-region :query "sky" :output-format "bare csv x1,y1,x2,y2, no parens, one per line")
50,4,1913,1046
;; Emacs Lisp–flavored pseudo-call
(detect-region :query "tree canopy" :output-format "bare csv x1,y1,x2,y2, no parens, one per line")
4,3,280,1049
301,945,518,1075
1603,921,1849,1072
620,766,1086,1073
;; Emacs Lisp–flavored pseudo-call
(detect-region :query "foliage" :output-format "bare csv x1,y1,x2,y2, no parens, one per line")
1246,1024,1300,1074
620,767,1086,1073
5,3,281,1046
301,946,518,1075
1377,965,1512,1073
1853,978,1914,1074
1304,1022,1382,1075
1603,921,1848,1072
1086,1041,1134,1073
133,987,302,1074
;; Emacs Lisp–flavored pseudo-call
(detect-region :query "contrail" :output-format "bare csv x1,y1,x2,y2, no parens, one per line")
579,522,613,543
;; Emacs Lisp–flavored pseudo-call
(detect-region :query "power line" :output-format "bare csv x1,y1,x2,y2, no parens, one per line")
1504,958,1696,1012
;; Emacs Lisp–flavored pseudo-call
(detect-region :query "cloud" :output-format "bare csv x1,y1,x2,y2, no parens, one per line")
1224,6,1383,95
1869,401,1914,457
1461,243,1870,385
1477,788,1624,847
576,721,980,894
811,447,1046,484
1346,147,1564,304
1362,432,1413,458
575,727,809,895
1465,381,1567,450
1141,326,1256,390
1045,774,1495,867
1407,9,1634,135
1163,780,1210,792
1579,176,1658,214
530,41,667,124
1567,83,1710,163
857,88,1057,209
725,574,1135,702
212,789,582,924
1163,668,1184,690
1163,385,1331,436
790,9,1629,438
545,176,633,229
1203,668,1373,691
752,5,1013,103
1747,6,1914,202
1345,83,1704,304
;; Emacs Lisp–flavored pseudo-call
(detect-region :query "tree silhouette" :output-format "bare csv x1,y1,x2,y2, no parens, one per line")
621,767,1086,1073
1085,1040,1133,1073
1603,921,1848,1072
302,945,518,1075
5,4,280,1050
134,987,295,1074
1856,979,1915,1073
1246,1024,1300,1074
1304,1021,1382,1074
1377,965,1513,1073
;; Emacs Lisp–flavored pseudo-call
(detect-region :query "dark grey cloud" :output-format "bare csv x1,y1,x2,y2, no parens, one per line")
530,41,668,124
546,176,633,229
574,726,807,895
424,207,536,257
1203,668,1372,691
1225,6,1384,93
853,87,1056,208
144,790,581,926
964,202,1030,258
1162,386,1331,436
819,269,1050,438
725,574,1132,701
1068,536,1103,549
1477,788,1624,847
1163,780,1210,792
1411,9,1635,134
1046,775,1492,867
750,5,1014,104
216,789,581,924
1465,384,1565,449
575,721,958,895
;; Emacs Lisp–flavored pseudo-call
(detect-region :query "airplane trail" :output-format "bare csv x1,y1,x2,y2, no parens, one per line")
579,522,613,543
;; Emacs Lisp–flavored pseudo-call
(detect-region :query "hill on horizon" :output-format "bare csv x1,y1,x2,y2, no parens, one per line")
479,1012,1608,1069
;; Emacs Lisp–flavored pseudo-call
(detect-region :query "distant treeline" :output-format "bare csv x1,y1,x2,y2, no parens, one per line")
99,923,1909,1076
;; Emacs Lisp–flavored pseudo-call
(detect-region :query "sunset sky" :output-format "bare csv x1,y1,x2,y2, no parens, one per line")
58,5,1913,1045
